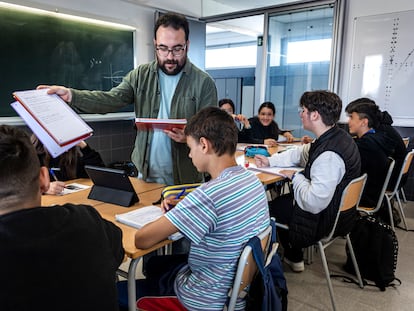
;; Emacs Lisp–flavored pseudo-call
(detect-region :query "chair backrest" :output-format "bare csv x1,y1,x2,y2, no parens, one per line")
359,157,395,213
402,137,410,148
323,173,367,242
389,149,414,195
225,224,272,311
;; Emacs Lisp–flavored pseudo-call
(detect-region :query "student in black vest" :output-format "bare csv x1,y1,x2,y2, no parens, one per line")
254,90,361,272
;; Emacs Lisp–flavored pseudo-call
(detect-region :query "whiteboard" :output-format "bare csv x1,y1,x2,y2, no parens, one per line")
347,10,414,126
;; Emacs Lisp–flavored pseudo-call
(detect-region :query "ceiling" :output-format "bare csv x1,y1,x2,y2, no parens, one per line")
121,0,302,18
121,0,319,47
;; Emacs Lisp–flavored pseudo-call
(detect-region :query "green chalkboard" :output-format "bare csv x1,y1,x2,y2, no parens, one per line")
0,6,134,117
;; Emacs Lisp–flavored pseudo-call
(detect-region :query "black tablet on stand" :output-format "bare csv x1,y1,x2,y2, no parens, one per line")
85,165,139,207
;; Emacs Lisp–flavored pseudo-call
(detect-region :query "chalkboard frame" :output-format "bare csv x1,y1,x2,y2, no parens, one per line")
0,5,136,119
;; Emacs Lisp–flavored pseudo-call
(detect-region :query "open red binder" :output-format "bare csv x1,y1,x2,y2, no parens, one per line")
12,89,93,157
135,118,187,131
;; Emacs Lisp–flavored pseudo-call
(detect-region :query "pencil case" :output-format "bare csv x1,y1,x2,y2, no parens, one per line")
244,145,270,157
161,183,201,200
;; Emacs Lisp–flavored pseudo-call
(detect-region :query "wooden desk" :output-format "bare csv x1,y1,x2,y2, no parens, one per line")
41,177,164,206
97,189,173,311
41,177,165,311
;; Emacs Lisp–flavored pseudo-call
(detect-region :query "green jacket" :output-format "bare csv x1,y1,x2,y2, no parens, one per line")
70,59,217,184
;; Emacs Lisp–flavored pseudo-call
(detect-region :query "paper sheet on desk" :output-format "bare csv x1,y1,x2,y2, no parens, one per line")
59,183,91,195
115,205,183,241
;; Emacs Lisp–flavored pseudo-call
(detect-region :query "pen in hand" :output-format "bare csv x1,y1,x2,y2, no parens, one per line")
49,168,59,181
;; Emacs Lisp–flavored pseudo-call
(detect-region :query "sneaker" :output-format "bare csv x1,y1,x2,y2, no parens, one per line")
284,257,305,272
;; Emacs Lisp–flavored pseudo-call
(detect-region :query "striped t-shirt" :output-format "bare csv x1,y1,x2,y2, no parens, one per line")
165,165,270,311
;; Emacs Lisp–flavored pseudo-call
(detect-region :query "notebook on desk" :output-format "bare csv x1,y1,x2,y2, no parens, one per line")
84,165,139,207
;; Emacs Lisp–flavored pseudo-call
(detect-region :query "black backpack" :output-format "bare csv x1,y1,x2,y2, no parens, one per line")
344,215,400,291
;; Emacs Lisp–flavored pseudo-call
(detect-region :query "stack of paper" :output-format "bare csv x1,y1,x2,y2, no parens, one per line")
12,89,93,157
115,205,183,241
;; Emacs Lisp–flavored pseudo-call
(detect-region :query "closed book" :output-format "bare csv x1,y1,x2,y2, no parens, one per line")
135,118,187,131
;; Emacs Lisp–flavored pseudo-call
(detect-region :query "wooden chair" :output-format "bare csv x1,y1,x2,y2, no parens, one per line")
316,173,367,311
276,174,367,311
225,224,274,311
357,157,395,229
402,137,410,148
384,149,414,230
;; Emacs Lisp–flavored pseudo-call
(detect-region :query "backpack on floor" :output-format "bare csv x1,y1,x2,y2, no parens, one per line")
344,215,400,291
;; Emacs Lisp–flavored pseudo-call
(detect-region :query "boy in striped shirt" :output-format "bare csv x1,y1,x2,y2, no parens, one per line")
134,106,270,311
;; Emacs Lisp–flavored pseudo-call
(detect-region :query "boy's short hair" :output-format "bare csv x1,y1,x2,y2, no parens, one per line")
345,101,381,129
184,106,238,156
300,90,342,126
0,125,40,201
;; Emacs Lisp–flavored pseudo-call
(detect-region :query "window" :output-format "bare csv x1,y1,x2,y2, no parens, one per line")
286,38,332,64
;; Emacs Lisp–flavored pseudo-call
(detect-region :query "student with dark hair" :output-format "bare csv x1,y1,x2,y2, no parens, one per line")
346,97,407,190
0,125,124,311
218,97,251,132
345,101,389,207
255,91,361,272
241,101,294,146
134,107,269,310
31,135,105,194
38,12,217,186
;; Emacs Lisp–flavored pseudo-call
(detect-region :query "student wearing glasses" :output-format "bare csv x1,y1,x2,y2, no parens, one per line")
38,12,217,186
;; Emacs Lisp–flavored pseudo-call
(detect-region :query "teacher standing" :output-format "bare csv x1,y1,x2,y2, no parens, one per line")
38,13,217,185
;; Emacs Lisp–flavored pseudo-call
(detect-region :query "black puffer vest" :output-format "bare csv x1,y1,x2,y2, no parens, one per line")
289,126,361,248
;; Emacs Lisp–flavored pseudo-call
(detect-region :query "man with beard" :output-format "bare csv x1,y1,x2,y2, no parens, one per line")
38,13,217,185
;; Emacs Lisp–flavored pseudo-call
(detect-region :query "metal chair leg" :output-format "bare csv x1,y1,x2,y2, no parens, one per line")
317,242,337,311
345,235,364,288
396,192,409,230
385,195,395,231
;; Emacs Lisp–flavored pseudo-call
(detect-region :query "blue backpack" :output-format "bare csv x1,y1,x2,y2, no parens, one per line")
246,221,288,311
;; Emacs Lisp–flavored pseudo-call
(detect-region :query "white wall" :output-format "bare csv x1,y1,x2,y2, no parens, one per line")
339,0,414,105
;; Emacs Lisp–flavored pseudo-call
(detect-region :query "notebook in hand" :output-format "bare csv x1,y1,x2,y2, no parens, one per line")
85,165,139,207
13,89,93,146
135,118,187,131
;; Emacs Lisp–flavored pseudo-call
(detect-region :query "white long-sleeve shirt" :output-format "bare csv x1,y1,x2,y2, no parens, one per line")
268,145,345,214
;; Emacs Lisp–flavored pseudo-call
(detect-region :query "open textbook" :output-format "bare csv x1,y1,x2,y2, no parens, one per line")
135,118,187,131
12,89,93,157
115,205,183,241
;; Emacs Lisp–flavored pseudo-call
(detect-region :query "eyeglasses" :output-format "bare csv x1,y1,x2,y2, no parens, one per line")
155,44,186,57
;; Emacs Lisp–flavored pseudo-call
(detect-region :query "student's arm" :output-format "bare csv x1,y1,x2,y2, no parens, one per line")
135,216,178,249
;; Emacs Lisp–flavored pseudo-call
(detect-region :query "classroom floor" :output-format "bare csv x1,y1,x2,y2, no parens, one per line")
284,200,414,311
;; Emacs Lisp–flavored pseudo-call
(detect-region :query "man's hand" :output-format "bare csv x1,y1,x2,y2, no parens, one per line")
37,85,72,102
164,127,186,143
